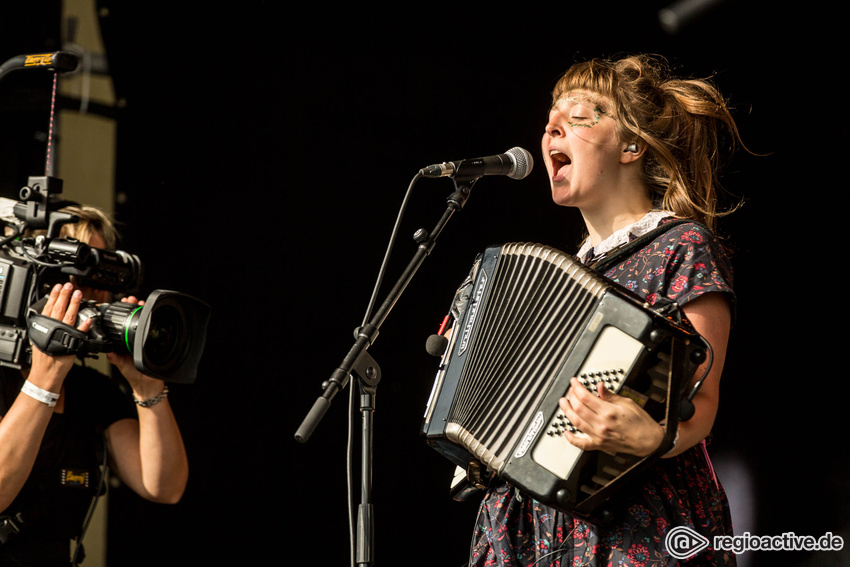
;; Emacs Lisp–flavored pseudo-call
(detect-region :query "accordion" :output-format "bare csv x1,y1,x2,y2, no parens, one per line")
421,242,708,520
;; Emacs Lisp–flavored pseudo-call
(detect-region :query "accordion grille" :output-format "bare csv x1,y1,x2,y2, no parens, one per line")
446,243,609,470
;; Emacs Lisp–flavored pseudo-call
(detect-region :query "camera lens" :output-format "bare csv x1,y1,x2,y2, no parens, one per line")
96,290,209,383
142,303,188,369
98,301,141,352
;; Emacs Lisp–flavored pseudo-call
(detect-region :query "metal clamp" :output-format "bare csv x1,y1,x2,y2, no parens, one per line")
0,513,24,545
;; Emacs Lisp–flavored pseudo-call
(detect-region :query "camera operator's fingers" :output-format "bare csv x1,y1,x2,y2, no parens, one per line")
76,310,93,333
42,283,90,329
54,284,78,325
40,283,64,316
29,284,89,383
64,289,85,326
43,283,78,321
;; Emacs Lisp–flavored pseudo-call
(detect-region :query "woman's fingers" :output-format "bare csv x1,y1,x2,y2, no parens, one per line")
42,283,89,329
559,376,664,457
41,283,63,316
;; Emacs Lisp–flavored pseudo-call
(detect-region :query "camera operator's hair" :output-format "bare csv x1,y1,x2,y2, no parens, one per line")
57,205,119,249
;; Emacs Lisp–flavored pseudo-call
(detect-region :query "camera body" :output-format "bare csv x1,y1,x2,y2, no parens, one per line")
0,54,209,384
0,183,210,383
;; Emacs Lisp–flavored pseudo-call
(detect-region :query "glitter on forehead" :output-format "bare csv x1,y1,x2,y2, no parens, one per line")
552,90,613,116
550,91,616,130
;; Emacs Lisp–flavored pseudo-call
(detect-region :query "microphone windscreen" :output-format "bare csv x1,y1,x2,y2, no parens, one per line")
506,147,534,180
425,334,448,357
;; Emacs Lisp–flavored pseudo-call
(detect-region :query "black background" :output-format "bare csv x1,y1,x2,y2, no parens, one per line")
1,2,847,566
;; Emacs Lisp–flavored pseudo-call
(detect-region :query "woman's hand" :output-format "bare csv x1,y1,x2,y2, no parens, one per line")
104,296,165,400
558,377,664,457
558,293,732,459
102,298,188,504
0,283,93,510
28,283,92,390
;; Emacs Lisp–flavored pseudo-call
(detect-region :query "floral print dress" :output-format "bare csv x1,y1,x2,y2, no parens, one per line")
468,215,737,567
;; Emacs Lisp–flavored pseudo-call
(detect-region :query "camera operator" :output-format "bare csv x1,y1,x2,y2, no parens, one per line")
0,206,189,566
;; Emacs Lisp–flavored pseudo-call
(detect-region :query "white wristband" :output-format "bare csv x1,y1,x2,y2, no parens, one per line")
21,380,60,407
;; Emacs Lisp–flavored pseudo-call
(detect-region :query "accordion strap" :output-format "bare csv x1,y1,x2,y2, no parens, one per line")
586,218,690,274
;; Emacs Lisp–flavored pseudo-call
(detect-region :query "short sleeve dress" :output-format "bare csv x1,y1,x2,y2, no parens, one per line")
468,213,736,567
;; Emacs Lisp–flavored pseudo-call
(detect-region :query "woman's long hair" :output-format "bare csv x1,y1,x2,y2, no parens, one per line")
552,54,745,232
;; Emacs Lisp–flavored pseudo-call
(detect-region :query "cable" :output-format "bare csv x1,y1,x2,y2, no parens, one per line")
347,172,423,567
359,173,422,327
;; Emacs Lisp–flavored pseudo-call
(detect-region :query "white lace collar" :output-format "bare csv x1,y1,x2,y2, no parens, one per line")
577,210,675,263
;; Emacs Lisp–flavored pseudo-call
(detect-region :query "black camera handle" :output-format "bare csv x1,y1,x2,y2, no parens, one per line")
24,296,109,357
26,313,90,356
295,174,477,567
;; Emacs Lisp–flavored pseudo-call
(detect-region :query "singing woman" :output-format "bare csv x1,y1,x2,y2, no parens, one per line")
469,54,743,567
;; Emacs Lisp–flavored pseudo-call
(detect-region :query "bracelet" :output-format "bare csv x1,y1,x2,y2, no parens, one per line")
21,380,60,408
133,385,169,408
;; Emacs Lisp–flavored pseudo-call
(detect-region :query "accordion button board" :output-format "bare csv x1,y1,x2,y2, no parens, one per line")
531,325,643,481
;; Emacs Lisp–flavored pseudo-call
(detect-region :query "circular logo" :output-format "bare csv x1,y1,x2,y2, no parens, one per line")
665,525,711,559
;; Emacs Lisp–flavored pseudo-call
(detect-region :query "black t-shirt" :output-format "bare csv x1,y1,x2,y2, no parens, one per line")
0,364,135,565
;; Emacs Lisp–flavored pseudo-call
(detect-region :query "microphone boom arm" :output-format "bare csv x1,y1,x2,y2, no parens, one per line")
294,175,475,443
294,175,475,567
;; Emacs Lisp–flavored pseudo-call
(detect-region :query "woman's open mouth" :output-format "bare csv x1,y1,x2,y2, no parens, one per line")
549,149,570,178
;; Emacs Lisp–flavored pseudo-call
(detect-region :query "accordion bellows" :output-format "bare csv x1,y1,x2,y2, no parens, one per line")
422,243,707,520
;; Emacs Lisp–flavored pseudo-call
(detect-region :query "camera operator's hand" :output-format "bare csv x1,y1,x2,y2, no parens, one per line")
1,283,94,512
105,296,165,401
28,283,93,391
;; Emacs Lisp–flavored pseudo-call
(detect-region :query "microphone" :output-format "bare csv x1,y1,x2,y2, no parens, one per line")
425,334,448,357
420,147,534,180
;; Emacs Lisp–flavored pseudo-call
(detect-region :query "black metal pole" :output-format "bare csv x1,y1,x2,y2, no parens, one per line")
294,177,477,567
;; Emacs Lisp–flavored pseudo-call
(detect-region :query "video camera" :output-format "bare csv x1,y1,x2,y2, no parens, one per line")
0,181,210,384
0,51,209,384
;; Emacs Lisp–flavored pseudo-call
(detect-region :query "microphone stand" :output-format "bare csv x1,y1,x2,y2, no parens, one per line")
295,176,477,567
